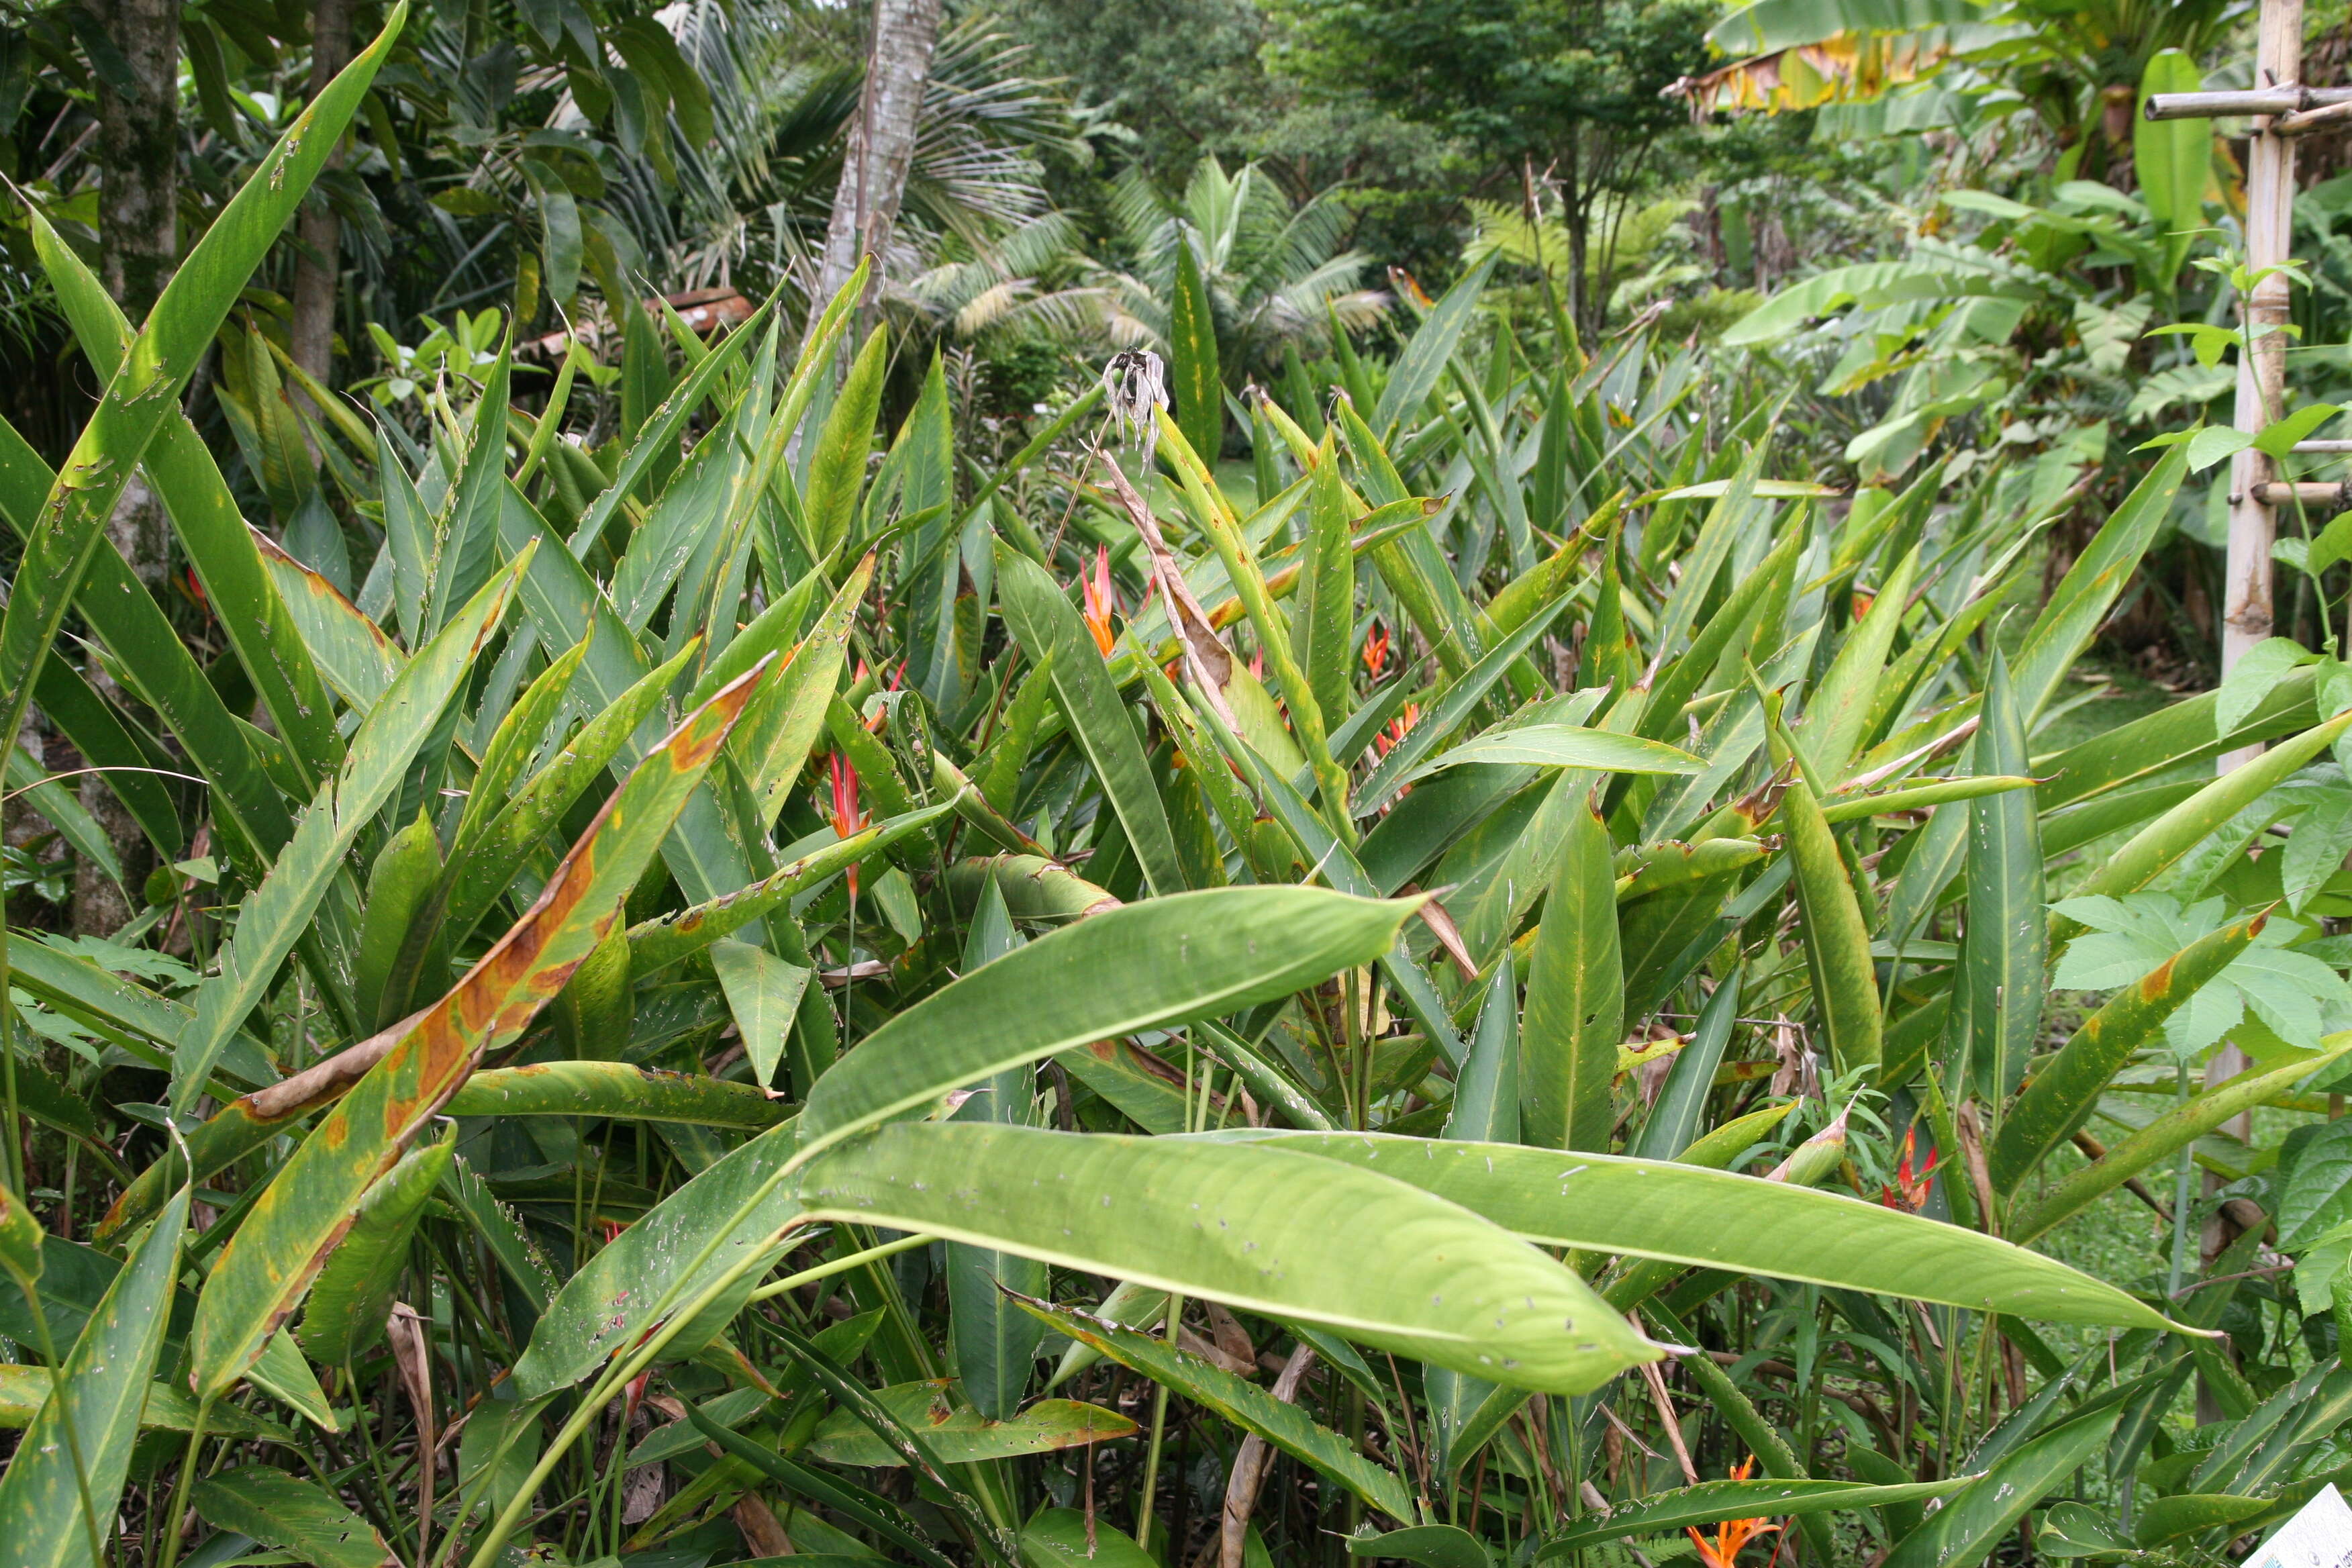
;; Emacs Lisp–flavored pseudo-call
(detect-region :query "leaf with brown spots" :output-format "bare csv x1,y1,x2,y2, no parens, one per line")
187,656,775,1402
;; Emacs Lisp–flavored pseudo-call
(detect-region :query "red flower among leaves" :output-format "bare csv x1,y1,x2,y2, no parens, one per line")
828,750,870,897
1363,621,1390,678
1880,1126,1939,1213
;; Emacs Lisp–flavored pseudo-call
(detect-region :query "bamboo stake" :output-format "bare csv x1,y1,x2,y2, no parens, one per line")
2222,0,2303,765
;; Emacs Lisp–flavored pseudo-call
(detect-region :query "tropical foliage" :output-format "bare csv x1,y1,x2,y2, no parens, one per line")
9,1,2352,1567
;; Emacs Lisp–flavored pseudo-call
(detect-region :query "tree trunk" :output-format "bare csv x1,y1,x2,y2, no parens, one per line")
79,0,180,936
289,0,354,401
811,0,944,316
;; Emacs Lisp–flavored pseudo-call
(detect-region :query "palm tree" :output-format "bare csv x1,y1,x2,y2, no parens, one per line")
1087,157,1389,383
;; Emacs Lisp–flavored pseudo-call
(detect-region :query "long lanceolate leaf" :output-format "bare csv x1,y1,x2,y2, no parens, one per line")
187,660,773,1401
1990,910,2267,1195
801,1122,1658,1392
1230,1133,2181,1330
514,888,1418,1401
0,4,405,739
29,216,342,782
1961,653,2043,1104
166,554,528,1113
0,1186,188,1568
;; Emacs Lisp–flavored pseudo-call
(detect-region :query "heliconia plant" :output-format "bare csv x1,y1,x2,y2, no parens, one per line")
2,37,2351,1568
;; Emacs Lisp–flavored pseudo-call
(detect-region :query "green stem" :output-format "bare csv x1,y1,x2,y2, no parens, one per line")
154,1395,216,1568
1134,1291,1186,1554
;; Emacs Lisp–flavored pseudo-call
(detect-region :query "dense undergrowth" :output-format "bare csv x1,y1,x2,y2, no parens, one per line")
9,19,2352,1568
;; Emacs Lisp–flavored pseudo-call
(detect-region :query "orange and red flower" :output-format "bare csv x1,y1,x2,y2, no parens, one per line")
1686,1459,1783,1568
1880,1126,1939,1213
1081,545,1118,656
1363,621,1390,678
828,750,870,897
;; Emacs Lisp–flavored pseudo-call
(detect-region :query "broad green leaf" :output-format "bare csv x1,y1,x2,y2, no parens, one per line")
2135,49,2209,256
297,1138,453,1367
444,1062,791,1127
189,662,772,1399
355,812,442,1031
1539,1476,1977,1555
2133,1493,2271,1550
732,556,867,828
440,636,701,946
191,1465,394,1568
805,1121,1657,1391
1237,1132,2179,1330
0,8,403,767
709,938,812,1091
168,554,527,1112
803,1382,1134,1467
1346,1526,1492,1568
1373,256,1496,436
1961,652,2043,1103
994,540,1183,895
511,1118,803,1398
1171,239,1223,466
1295,438,1357,732
798,886,1412,1155
1018,1294,1412,1519
1446,954,1520,1144
1391,726,1700,791
0,1366,290,1441
1520,784,1619,1151
1023,1509,1156,1568
1883,1408,2120,1568
2061,706,2352,933
2010,1036,2352,1243
1991,910,2265,1194
1804,544,1918,782
1783,767,1881,1074
2011,444,2186,723
32,223,343,779
254,528,405,711
804,325,886,558
626,803,955,976
0,1185,187,1568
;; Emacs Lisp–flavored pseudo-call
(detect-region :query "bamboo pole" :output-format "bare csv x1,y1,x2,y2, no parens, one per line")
2222,0,2304,769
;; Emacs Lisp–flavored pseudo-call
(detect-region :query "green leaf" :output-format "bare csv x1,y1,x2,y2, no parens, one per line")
191,1466,395,1568
1171,238,1224,466
170,554,526,1112
1782,767,1881,1075
2218,636,2313,734
1993,904,2267,1195
2012,444,2186,723
2010,1036,2352,1244
709,938,811,1092
1345,1526,1493,1568
0,1185,187,1568
2060,706,2352,930
1373,256,1495,437
1017,1293,1412,1519
1883,1408,2120,1568
1351,601,1583,815
1238,1132,2180,1330
0,5,403,772
442,1062,789,1127
2133,1493,2271,1550
2135,49,2210,252
2185,426,2253,472
1520,784,1620,1151
812,1122,1658,1392
1960,652,2043,1103
1391,726,1701,790
297,1138,453,1367
804,326,887,558
1022,1509,1156,1568
802,1382,1134,1467
2259,404,2342,460
1539,1477,1977,1555
254,529,404,712
1804,545,1918,782
994,540,1184,895
189,662,772,1400
801,885,1411,1155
